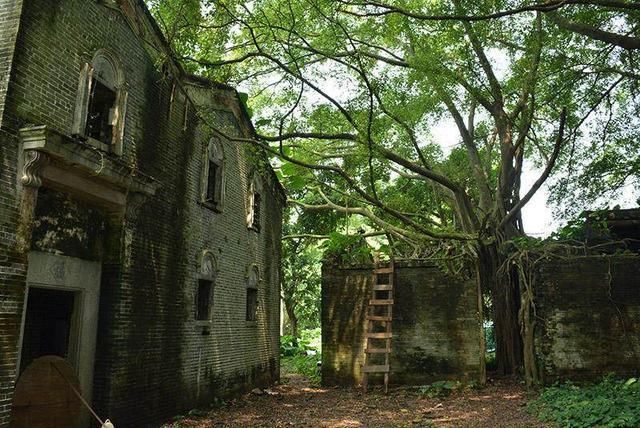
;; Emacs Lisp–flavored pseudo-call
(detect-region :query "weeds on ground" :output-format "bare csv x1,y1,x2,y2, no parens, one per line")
417,380,479,398
281,354,321,385
280,330,321,386
529,376,640,428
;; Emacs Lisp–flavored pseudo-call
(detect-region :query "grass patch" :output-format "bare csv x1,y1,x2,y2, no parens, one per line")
280,329,321,386
281,354,321,386
529,376,640,428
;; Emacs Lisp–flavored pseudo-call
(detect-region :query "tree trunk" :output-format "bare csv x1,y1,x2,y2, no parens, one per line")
477,242,523,375
284,300,299,338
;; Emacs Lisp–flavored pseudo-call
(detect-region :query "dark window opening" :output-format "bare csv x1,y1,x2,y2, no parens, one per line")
85,79,116,144
246,288,258,321
196,280,213,321
20,288,76,374
206,161,218,203
252,192,261,231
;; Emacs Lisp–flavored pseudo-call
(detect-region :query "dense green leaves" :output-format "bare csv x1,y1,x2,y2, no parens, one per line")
529,377,640,428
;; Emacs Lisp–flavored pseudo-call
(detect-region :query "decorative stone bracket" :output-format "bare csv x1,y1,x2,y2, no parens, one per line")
19,125,160,215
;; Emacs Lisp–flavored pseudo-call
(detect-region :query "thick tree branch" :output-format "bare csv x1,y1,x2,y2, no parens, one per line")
499,108,567,229
338,0,640,21
547,11,640,50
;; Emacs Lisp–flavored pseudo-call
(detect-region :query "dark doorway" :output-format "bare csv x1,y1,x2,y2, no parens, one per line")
20,288,76,374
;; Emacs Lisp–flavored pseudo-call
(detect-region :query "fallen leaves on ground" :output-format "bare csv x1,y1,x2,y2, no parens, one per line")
164,375,546,427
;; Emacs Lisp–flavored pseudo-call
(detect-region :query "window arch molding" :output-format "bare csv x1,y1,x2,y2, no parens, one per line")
201,136,225,211
246,173,263,232
91,48,125,89
195,250,218,321
245,264,261,288
199,250,218,281
73,48,128,155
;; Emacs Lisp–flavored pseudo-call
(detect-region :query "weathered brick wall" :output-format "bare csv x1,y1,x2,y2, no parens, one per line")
0,0,25,416
0,131,25,428
0,0,283,426
0,3,25,423
533,255,640,383
0,0,23,128
322,261,484,387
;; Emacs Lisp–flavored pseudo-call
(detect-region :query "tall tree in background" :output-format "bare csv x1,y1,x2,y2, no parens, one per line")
150,0,640,374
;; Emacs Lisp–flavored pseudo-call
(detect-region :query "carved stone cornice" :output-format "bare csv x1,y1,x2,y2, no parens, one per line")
19,125,161,213
21,150,49,187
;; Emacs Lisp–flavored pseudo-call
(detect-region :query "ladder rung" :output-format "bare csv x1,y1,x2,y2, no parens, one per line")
366,332,392,339
365,347,391,354
366,315,392,321
374,267,394,274
362,364,390,373
373,284,393,291
369,299,393,305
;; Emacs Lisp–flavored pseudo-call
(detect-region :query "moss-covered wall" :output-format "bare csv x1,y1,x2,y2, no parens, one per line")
322,261,484,387
0,1,284,427
533,255,640,383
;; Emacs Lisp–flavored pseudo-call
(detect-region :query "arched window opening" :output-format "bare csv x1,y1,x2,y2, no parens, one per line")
246,265,260,322
196,251,217,321
246,174,263,232
201,137,225,211
73,49,127,155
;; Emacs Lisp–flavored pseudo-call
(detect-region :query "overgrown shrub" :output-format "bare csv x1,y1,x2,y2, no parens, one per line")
280,334,312,356
529,376,640,428
280,329,321,385
281,354,321,386
322,232,372,264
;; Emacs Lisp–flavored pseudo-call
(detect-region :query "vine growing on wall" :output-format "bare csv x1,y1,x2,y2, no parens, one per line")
501,231,640,386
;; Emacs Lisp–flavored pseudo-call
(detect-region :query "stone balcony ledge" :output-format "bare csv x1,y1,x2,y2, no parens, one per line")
19,125,160,213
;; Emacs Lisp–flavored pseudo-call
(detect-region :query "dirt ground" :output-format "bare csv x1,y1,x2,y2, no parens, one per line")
165,374,547,428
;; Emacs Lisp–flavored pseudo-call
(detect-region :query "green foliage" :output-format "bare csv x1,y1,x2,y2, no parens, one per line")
280,329,321,386
281,231,322,334
280,334,312,357
484,322,496,352
322,232,373,264
549,210,610,241
529,377,640,428
281,354,321,386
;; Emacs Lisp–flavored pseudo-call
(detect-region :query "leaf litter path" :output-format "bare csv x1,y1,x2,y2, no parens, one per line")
168,375,546,428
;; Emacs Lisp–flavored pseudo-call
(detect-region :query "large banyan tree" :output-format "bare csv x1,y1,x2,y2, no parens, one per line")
150,0,640,374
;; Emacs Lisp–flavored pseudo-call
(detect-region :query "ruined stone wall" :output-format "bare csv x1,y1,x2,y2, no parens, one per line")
0,3,26,424
322,261,484,387
0,129,25,428
0,0,283,426
0,0,23,128
533,255,640,383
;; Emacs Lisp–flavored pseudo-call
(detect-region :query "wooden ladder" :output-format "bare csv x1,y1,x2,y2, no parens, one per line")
362,263,394,393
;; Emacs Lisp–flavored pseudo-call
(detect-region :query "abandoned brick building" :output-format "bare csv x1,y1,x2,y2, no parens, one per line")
0,0,285,426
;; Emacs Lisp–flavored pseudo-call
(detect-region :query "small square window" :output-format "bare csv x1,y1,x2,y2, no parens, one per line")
246,288,257,321
196,279,213,321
